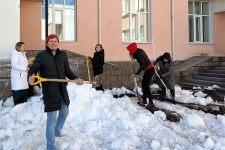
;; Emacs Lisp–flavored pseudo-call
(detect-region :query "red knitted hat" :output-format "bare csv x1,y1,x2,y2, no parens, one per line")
126,42,137,54
46,34,59,44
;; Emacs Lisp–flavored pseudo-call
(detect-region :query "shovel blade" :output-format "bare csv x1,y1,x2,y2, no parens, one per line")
91,74,103,88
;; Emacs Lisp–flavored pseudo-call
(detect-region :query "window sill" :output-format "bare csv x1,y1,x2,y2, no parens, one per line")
122,41,152,44
42,40,77,43
189,42,214,45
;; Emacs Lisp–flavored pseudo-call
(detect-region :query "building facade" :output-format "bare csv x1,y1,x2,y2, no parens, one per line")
0,0,225,61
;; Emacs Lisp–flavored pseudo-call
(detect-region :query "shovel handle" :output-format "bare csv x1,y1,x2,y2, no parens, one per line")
30,75,96,85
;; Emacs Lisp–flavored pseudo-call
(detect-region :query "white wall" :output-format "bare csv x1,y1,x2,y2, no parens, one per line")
0,0,20,59
213,0,225,13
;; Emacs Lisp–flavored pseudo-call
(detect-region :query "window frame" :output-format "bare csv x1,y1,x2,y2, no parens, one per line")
41,0,76,42
188,0,212,43
122,0,151,43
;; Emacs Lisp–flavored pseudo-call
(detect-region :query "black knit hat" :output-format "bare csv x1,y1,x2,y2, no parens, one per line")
163,52,171,60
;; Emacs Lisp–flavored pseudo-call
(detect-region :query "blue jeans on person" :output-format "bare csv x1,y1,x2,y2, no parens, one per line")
46,95,69,150
162,86,175,98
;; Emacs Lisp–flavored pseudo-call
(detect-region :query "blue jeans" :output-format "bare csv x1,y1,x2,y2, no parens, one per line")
46,95,69,150
162,86,175,98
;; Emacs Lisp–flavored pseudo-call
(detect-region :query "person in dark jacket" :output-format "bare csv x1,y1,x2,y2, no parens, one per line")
126,42,157,111
28,34,84,150
89,44,104,91
153,52,175,99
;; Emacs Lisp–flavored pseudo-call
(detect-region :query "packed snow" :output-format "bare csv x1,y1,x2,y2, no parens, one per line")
0,83,225,150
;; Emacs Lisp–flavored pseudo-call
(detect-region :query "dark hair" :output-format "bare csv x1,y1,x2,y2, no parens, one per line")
95,44,103,51
15,42,25,51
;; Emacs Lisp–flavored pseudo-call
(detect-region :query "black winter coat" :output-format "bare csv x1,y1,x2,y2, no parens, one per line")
153,56,175,89
133,48,152,75
28,47,77,112
91,50,104,76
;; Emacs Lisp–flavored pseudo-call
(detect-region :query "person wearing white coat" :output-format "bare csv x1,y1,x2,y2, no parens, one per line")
11,42,29,105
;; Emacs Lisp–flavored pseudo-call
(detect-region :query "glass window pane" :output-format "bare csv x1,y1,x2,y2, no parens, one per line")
48,8,53,36
188,1,193,14
123,0,130,11
189,15,194,42
202,2,209,15
55,10,63,39
203,16,209,42
122,14,130,41
131,0,139,12
195,17,201,41
42,0,52,6
194,1,201,15
54,0,63,7
65,0,75,8
140,0,148,12
131,14,138,41
140,13,149,42
65,9,75,41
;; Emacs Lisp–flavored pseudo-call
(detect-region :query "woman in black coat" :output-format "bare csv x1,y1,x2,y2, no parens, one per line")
90,44,104,91
153,52,175,98
127,42,157,111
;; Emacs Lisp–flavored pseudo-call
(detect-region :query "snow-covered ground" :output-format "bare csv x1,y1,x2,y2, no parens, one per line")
0,83,225,150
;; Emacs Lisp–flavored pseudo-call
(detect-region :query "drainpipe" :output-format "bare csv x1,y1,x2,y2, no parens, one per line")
171,0,175,60
45,0,48,49
99,0,101,44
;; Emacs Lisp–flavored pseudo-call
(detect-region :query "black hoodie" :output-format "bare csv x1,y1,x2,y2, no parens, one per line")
91,49,105,76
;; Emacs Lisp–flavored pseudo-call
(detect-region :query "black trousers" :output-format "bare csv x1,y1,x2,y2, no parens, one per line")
141,67,155,104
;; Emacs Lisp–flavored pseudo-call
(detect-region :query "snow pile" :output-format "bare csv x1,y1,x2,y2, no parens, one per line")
193,86,202,90
175,86,213,105
0,83,224,150
204,85,220,90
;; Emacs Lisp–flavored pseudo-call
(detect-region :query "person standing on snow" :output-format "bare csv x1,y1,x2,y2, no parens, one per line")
89,44,104,91
153,52,175,99
126,42,157,111
11,42,29,105
28,34,84,150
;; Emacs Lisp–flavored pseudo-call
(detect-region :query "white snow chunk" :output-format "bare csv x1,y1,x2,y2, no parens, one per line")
194,91,207,98
150,84,159,89
111,138,129,150
204,138,215,150
3,96,14,107
183,113,205,128
154,111,166,121
151,140,161,150
217,115,225,127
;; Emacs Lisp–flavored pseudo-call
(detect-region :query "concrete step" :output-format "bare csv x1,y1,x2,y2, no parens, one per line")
180,82,209,88
198,73,225,78
185,78,225,88
181,82,225,95
211,67,225,70
205,70,225,74
193,76,225,82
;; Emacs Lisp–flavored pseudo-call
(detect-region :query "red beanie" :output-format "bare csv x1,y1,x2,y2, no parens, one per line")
126,42,137,54
46,34,59,44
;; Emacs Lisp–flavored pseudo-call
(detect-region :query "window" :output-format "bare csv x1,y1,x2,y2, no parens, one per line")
41,0,76,41
122,0,150,42
188,1,210,42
